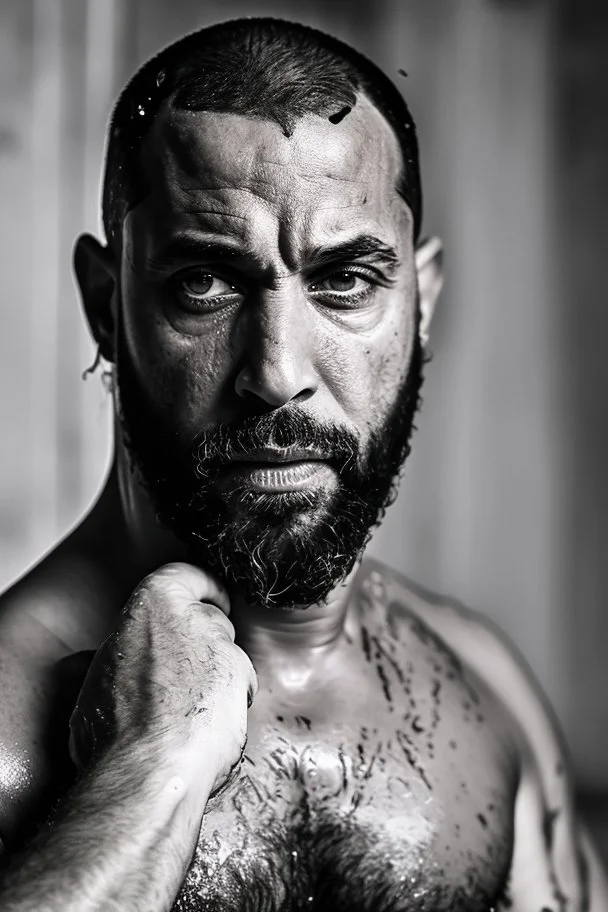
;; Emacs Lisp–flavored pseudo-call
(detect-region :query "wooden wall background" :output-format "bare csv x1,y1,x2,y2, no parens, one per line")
1,0,607,789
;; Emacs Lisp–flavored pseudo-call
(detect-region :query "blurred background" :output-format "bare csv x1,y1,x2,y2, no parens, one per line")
1,0,607,839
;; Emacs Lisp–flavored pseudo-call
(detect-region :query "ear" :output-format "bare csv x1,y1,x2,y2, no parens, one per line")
414,236,444,346
73,233,118,363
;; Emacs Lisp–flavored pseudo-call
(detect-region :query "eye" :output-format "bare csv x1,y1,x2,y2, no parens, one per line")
170,269,241,313
320,271,358,292
309,269,376,307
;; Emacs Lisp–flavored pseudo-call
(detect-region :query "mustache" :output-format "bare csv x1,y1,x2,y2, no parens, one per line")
191,406,361,479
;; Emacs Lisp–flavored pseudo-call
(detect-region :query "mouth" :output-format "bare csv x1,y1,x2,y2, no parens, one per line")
221,452,335,493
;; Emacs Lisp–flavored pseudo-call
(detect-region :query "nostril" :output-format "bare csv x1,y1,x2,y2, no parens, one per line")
234,349,318,407
292,388,315,404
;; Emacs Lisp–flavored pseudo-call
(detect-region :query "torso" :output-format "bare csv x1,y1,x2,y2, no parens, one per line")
172,563,519,912
0,558,520,911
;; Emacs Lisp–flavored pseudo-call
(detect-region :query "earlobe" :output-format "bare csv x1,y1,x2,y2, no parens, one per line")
414,236,444,346
73,233,118,363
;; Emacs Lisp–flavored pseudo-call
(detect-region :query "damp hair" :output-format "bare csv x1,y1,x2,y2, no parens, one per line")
102,17,422,247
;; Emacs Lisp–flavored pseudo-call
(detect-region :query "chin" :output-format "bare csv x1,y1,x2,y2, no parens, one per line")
185,505,361,612
230,487,327,522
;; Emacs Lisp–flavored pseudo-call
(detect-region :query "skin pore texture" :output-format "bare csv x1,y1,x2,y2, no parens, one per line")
114,97,421,616
115,120,425,621
0,81,605,912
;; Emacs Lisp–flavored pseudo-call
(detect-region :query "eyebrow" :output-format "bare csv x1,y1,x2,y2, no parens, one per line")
306,236,401,271
146,232,402,274
147,235,245,266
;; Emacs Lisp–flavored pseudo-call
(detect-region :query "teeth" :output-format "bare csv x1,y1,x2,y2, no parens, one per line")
250,463,318,487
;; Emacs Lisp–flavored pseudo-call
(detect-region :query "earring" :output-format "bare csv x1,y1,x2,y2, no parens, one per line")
82,345,102,380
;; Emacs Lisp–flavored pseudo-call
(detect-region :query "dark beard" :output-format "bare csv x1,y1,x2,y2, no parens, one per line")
116,331,425,610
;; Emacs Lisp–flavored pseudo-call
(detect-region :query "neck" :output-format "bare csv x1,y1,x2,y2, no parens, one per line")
229,564,361,678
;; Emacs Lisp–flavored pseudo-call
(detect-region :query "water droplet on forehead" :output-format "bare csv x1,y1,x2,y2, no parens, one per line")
156,69,166,87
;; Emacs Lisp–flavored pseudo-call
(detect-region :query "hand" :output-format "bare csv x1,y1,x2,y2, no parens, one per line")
69,562,257,795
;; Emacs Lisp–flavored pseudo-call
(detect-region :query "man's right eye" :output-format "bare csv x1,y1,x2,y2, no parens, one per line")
170,270,241,313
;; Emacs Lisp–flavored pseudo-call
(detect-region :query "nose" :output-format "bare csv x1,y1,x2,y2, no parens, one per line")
234,289,318,408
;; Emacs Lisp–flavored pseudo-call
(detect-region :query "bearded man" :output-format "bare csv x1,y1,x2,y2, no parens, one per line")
0,17,605,912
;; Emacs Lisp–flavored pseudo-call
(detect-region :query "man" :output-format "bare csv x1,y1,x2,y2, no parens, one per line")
0,16,604,911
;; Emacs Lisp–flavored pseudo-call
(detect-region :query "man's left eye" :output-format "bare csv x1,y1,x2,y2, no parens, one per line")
320,271,358,292
310,270,373,298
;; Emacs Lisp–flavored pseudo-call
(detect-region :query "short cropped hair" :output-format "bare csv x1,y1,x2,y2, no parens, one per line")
102,17,422,246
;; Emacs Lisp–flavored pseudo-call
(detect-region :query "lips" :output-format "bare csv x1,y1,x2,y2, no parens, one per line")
220,451,334,493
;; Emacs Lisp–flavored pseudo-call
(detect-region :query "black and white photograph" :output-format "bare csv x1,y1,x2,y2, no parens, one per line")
0,1,607,909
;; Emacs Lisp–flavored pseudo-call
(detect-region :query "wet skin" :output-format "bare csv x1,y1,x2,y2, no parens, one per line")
171,562,518,912
0,97,600,910
0,557,519,912
112,96,418,585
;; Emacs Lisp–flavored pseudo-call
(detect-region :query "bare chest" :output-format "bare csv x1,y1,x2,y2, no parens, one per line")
171,598,518,912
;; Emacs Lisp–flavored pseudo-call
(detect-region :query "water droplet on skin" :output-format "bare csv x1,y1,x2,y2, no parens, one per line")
156,69,166,86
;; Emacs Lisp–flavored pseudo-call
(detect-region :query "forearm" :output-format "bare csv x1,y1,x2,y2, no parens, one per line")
0,743,212,912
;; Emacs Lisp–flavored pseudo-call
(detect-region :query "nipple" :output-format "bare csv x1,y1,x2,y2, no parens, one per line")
298,744,357,809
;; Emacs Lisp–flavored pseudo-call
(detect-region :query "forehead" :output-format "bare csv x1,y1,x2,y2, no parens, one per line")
128,95,412,257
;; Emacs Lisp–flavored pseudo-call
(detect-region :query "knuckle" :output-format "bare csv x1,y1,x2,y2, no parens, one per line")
136,563,184,593
235,646,257,685
151,561,188,578
130,575,162,604
198,604,235,639
217,614,236,641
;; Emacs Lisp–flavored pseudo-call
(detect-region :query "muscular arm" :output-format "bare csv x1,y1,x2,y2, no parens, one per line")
0,743,214,912
0,563,257,912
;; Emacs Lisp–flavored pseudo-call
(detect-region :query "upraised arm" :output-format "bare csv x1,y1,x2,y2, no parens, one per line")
0,563,257,912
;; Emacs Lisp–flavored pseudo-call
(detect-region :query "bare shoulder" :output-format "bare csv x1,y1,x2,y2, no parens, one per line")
361,556,608,909
0,545,105,850
362,556,562,755
0,600,73,849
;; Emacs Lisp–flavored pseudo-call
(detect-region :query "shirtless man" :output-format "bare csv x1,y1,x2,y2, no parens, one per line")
0,17,605,912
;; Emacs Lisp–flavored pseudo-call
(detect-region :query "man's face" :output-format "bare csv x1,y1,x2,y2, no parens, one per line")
115,96,423,609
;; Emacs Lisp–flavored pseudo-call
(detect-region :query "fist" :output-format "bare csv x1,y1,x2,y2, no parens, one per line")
69,563,257,795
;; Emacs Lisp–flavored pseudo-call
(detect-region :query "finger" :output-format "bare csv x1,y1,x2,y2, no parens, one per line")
196,602,236,641
139,562,231,615
235,645,258,703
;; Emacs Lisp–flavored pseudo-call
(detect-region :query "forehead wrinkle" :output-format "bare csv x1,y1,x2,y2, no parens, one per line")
175,203,249,222
296,170,366,186
134,100,412,275
152,104,399,203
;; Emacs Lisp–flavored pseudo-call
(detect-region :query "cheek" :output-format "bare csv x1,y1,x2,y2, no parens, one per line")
319,307,416,430
371,318,416,414
121,277,234,430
